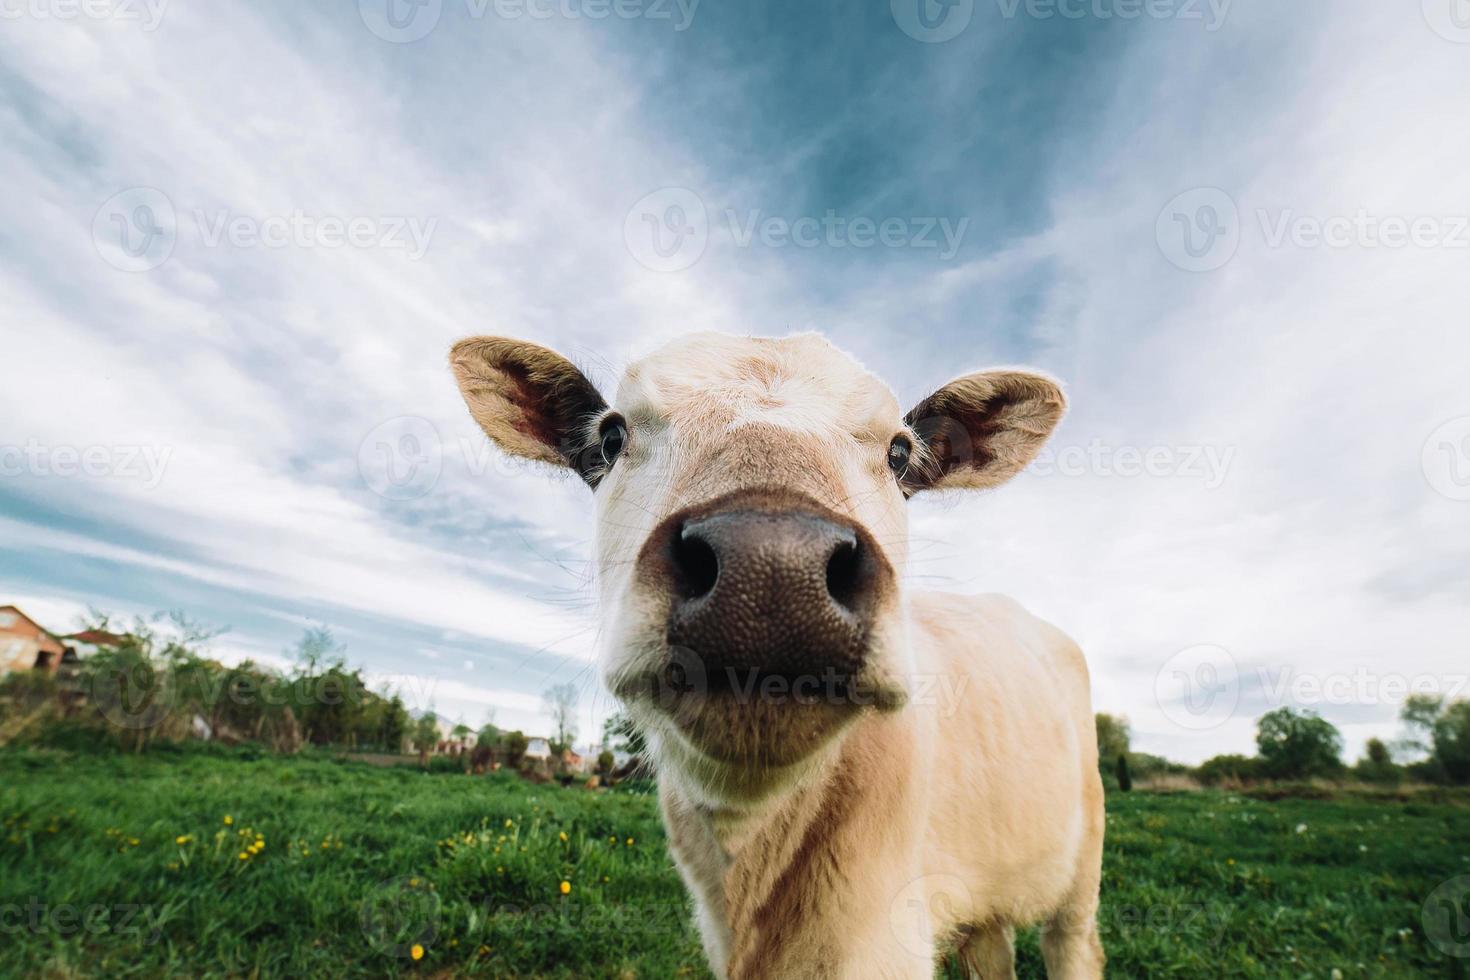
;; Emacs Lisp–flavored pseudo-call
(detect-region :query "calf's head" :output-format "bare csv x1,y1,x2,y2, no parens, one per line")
451,332,1063,800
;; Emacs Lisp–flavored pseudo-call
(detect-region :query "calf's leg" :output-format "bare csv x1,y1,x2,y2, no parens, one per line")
957,921,1016,980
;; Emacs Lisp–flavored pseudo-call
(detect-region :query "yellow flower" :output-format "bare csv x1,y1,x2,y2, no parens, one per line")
559,832,568,842
175,835,191,845
559,880,571,895
223,815,233,826
238,851,249,861
626,838,634,846
504,819,513,828
410,944,424,961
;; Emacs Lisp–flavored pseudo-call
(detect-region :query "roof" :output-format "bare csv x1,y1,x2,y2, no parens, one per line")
63,630,128,647
0,605,61,640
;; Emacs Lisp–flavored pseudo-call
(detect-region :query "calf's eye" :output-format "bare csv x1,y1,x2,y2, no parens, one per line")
887,435,912,478
599,415,627,466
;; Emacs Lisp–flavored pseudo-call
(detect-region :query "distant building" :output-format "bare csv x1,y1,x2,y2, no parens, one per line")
0,605,66,676
525,737,553,762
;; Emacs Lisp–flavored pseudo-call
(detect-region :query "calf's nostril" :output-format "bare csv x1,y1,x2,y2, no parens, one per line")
672,524,720,600
824,536,862,613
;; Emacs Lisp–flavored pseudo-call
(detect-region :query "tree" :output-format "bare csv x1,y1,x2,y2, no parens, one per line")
451,723,473,744
502,730,529,769
1255,707,1343,780
543,683,578,750
602,711,647,759
411,712,440,755
1115,753,1132,792
1095,714,1130,767
597,750,615,776
1399,697,1470,784
1352,737,1400,785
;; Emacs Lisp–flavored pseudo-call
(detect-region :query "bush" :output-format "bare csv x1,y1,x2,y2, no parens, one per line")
1196,754,1261,786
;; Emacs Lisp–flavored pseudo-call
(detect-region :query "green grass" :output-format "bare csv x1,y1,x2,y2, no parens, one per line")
2,746,1468,978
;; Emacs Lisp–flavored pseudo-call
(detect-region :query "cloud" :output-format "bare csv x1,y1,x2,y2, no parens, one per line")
1,2,1465,761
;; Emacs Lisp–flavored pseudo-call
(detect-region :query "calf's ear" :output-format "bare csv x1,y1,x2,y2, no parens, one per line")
449,336,608,486
902,369,1065,494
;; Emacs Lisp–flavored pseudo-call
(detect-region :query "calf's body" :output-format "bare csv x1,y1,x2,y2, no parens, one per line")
661,593,1104,979
449,332,1104,978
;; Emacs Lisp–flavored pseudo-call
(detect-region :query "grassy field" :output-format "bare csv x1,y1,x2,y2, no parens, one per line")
2,746,1468,978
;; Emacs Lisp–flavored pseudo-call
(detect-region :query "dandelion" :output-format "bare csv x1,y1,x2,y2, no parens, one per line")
410,944,424,961
175,835,192,845
559,832,568,842
223,815,233,826
560,880,572,895
504,819,513,828
238,851,249,861
1226,858,1235,865
1294,823,1307,834
626,837,634,846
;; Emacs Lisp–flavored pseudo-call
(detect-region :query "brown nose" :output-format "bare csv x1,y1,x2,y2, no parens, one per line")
646,499,888,686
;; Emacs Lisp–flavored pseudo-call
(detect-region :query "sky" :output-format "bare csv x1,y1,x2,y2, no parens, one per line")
1,0,1467,762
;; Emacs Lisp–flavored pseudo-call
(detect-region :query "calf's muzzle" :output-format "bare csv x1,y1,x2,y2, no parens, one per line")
638,490,893,695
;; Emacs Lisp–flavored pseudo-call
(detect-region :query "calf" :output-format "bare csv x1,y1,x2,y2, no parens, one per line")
450,332,1104,979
